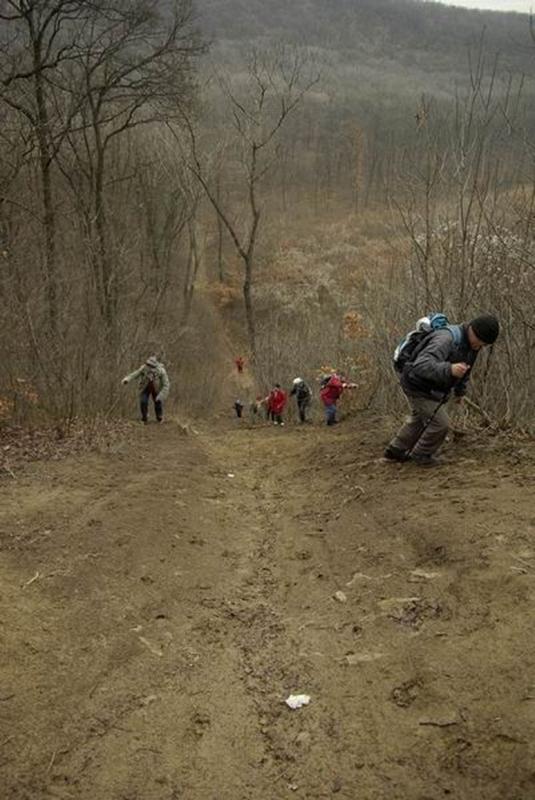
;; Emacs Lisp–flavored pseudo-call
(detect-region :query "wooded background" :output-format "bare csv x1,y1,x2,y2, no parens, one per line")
1,0,534,427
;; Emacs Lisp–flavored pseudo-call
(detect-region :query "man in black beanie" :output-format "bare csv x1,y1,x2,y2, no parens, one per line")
385,314,499,466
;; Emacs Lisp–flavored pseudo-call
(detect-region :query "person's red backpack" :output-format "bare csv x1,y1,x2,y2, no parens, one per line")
320,375,344,405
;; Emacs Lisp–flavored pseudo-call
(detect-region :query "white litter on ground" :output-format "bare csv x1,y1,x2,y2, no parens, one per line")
285,694,311,709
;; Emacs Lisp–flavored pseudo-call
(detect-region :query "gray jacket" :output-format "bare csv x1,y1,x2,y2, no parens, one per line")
123,361,170,400
401,325,478,401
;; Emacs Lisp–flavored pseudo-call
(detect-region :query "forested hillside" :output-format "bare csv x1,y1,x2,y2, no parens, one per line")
187,0,535,434
1,0,535,432
197,0,533,85
195,0,535,220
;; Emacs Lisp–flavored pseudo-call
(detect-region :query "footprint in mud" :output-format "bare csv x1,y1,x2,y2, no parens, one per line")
430,544,448,564
191,710,211,738
416,543,449,566
381,597,445,628
391,679,420,708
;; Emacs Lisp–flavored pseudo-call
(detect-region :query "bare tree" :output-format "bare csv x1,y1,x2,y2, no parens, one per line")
56,0,201,326
178,46,319,360
0,0,95,327
0,0,204,419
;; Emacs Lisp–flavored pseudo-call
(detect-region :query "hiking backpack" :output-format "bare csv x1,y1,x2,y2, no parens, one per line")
393,313,462,374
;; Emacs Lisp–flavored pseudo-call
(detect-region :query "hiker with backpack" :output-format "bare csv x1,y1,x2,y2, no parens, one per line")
290,377,312,423
122,355,170,424
320,372,357,426
385,314,499,466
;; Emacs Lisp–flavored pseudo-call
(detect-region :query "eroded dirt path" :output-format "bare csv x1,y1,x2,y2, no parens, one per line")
1,417,535,799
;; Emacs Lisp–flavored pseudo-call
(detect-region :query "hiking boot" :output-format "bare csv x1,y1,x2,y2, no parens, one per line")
410,453,443,467
383,445,410,463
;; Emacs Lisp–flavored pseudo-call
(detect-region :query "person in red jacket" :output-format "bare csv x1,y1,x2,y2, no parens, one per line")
320,373,356,426
268,383,287,426
234,355,245,374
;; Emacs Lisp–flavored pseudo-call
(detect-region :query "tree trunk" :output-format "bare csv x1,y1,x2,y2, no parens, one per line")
94,140,116,328
33,39,57,330
243,256,256,360
215,173,225,282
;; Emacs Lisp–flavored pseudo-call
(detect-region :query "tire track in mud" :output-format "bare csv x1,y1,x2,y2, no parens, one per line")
205,430,305,790
206,427,365,799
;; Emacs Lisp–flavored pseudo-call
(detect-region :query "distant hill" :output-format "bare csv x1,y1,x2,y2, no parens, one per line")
191,0,535,208
195,0,533,78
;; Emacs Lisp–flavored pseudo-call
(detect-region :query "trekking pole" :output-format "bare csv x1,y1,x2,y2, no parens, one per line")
406,392,450,458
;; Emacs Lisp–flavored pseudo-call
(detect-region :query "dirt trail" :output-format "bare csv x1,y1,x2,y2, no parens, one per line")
1,415,535,799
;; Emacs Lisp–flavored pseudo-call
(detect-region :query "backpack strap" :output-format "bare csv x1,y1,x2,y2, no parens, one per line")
407,324,462,368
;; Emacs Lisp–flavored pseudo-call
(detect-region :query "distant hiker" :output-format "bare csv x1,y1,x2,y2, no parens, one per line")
320,372,356,426
268,384,287,426
249,397,261,422
290,377,312,423
385,314,500,466
234,399,244,418
257,393,271,421
122,355,170,424
235,355,245,374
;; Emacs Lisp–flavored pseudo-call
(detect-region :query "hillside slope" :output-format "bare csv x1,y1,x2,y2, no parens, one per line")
1,412,535,798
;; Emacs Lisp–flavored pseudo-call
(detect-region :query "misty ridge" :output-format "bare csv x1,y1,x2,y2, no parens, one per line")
196,0,535,111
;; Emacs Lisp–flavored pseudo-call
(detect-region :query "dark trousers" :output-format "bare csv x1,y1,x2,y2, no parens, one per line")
140,387,162,422
324,403,337,425
297,398,310,422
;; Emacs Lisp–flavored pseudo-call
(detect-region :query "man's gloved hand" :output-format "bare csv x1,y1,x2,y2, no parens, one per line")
155,394,161,403
122,378,128,385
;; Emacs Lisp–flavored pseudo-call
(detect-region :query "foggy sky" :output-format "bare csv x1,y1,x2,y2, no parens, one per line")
438,0,532,11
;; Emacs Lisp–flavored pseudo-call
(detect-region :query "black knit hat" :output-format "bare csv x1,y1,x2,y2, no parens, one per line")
470,314,499,345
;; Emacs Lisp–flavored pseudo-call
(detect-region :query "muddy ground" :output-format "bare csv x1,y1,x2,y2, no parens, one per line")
1,413,535,799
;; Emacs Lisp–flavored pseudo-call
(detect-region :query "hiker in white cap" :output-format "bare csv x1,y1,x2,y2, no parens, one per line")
290,377,312,423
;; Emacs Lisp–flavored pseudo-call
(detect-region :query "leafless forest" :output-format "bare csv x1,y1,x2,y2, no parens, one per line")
1,0,535,426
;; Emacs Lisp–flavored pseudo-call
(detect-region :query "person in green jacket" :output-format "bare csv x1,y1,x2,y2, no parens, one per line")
122,356,170,424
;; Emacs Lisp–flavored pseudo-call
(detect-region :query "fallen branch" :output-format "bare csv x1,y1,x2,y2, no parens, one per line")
419,717,458,728
463,396,495,427
46,748,58,775
138,636,163,657
22,571,40,589
512,555,534,571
